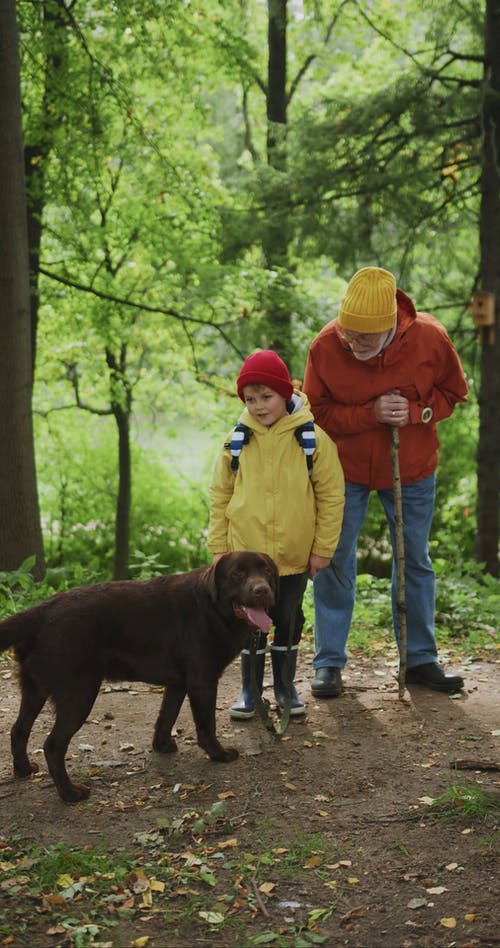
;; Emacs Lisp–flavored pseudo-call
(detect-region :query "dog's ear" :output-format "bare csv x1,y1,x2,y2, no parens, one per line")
203,557,223,603
261,553,279,599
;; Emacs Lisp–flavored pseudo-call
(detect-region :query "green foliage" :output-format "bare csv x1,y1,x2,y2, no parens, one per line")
34,412,211,581
302,565,499,656
434,561,500,644
8,0,495,593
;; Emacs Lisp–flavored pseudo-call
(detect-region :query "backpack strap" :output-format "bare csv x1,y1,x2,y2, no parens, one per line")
228,420,316,476
295,421,316,476
229,423,252,474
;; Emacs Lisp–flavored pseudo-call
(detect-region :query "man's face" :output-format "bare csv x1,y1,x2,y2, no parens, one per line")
339,328,391,361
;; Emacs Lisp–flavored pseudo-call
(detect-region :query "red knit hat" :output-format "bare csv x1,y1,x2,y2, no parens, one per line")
237,350,294,402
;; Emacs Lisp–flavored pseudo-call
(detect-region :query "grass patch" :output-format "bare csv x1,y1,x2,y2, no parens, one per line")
427,779,500,825
0,822,353,947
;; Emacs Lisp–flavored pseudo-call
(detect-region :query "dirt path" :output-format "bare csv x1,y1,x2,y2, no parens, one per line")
0,645,498,947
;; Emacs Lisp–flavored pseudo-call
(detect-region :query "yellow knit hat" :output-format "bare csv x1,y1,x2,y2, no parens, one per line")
339,267,397,333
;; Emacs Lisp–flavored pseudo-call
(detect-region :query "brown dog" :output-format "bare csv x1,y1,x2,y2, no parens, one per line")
0,551,277,803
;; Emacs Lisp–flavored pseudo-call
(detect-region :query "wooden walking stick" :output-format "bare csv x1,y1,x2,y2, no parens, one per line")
390,425,408,698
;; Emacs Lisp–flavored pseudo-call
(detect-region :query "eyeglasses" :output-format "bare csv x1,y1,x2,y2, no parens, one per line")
339,329,389,345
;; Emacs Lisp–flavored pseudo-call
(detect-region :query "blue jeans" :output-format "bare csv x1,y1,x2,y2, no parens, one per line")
313,474,438,670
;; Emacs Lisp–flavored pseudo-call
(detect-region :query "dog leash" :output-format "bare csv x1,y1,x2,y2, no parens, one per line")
248,571,309,738
248,629,281,739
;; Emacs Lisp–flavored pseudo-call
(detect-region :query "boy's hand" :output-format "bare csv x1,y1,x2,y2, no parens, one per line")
309,554,331,577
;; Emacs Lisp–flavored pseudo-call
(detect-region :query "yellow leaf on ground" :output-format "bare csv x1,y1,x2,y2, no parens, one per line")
303,854,323,868
56,874,75,889
440,917,457,928
259,882,276,893
131,938,150,948
149,879,165,892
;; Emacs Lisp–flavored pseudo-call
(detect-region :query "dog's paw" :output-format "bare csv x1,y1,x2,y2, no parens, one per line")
14,758,39,778
60,783,91,804
211,746,239,763
152,735,178,754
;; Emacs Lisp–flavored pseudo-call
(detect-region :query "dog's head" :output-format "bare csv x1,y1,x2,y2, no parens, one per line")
204,551,278,633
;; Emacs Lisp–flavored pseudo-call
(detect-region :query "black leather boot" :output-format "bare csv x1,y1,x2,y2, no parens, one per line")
405,663,464,693
271,645,305,716
230,647,266,720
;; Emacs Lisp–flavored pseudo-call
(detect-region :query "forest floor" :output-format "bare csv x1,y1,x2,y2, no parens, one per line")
0,640,499,948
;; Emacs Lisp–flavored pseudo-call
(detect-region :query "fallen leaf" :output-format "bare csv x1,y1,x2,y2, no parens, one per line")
347,877,360,885
464,913,477,922
407,898,428,909
198,910,225,925
303,854,323,869
56,873,75,889
259,881,276,893
217,790,235,799
426,886,448,895
127,869,150,894
150,879,165,893
131,938,150,947
440,917,457,928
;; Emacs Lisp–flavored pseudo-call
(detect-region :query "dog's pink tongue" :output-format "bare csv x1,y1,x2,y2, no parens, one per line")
243,607,273,634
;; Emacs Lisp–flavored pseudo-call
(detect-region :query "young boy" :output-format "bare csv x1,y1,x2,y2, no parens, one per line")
208,349,345,718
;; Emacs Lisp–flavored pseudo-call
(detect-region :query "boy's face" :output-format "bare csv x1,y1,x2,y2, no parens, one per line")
242,384,288,426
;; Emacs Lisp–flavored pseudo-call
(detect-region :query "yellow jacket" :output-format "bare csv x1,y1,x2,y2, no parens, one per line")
208,392,345,575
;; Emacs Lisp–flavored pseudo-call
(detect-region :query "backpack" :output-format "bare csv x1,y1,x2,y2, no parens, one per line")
228,421,316,476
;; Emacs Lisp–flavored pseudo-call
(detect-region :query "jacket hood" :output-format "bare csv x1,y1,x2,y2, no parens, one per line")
395,287,418,333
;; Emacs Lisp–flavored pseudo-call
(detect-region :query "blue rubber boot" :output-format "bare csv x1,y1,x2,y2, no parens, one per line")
230,647,266,720
271,645,305,716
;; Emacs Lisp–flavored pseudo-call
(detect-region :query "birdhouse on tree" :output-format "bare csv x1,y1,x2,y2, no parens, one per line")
469,291,496,344
470,291,495,327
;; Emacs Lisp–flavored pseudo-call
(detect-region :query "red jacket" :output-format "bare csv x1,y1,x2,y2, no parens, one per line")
303,288,468,489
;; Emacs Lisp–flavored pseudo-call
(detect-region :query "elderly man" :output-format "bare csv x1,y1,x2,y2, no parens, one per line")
303,267,468,696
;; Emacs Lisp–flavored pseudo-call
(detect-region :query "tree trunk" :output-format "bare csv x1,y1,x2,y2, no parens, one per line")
113,405,132,581
25,0,69,379
264,0,293,365
106,347,132,580
476,0,500,576
0,0,45,579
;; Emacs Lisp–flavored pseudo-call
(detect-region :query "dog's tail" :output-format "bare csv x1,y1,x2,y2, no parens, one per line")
0,604,42,654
